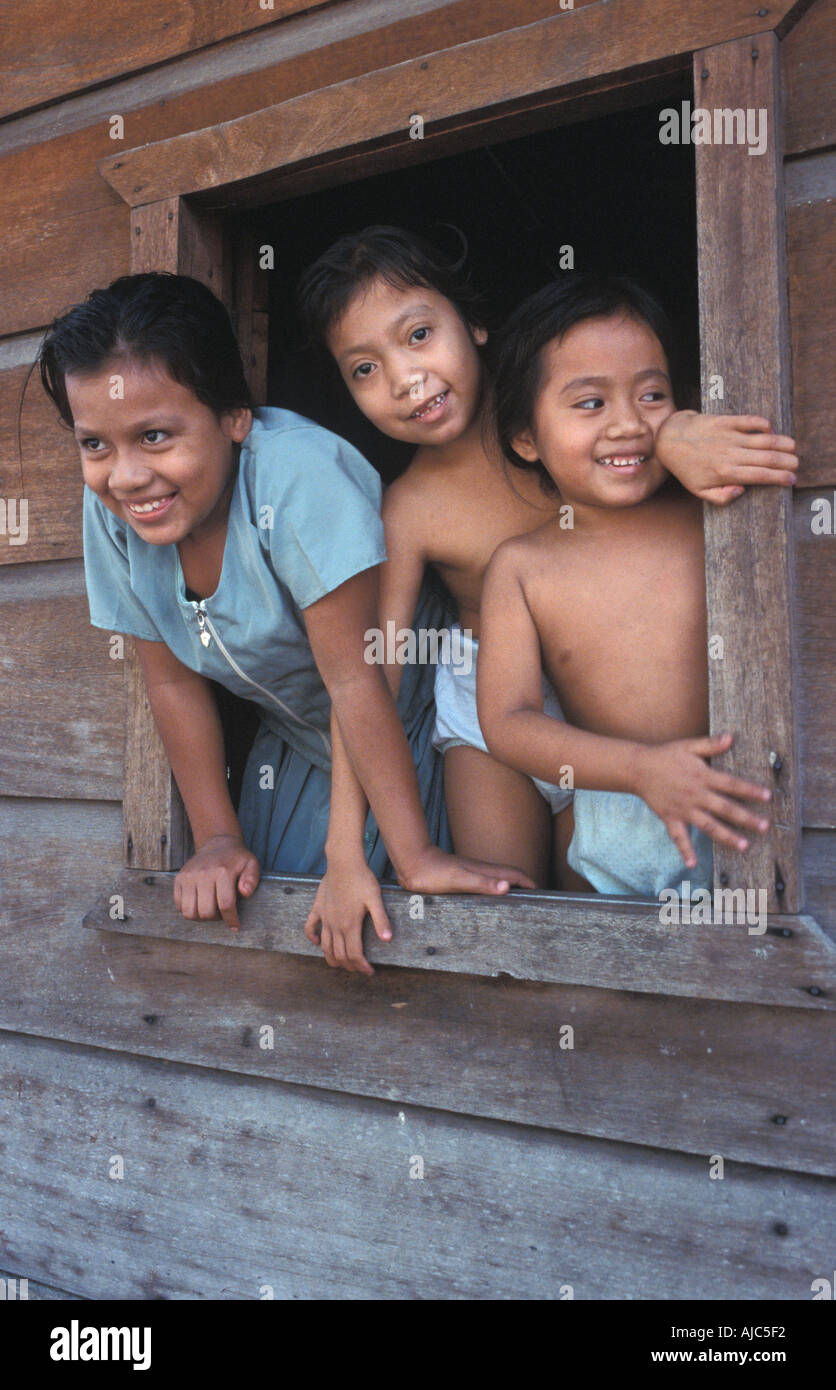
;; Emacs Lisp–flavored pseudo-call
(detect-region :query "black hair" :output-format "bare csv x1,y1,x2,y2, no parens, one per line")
493,273,681,491
38,272,252,427
296,224,489,348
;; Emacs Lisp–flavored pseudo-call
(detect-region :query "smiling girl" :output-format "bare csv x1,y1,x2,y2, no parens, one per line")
39,272,530,938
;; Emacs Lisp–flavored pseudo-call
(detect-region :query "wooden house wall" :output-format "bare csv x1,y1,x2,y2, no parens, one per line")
1,0,833,1300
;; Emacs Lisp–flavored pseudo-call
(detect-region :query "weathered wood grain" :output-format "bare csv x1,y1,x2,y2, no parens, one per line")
0,0,595,336
0,363,85,565
2,1031,834,1299
804,829,836,943
782,0,836,155
794,491,836,827
788,198,836,486
0,0,336,120
98,0,799,208
0,562,124,799
83,869,836,1010
695,37,802,911
2,797,833,1176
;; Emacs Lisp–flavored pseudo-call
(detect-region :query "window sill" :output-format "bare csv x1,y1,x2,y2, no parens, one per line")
83,870,836,1009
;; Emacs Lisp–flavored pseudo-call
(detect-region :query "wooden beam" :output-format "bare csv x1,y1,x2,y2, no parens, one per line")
125,198,229,869
694,35,803,912
7,797,835,1176
98,0,803,208
84,871,836,1010
4,1031,833,1299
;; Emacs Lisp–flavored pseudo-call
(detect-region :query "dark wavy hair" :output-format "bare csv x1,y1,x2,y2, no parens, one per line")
297,224,489,347
493,273,681,492
38,272,252,426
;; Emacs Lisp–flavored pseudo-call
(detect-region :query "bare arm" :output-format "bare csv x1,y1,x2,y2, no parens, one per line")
134,636,259,929
477,546,772,868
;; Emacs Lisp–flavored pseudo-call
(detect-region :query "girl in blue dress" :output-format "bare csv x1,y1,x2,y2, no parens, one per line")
39,273,531,969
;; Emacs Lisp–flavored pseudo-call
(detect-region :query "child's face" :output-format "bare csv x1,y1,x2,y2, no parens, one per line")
66,358,251,546
326,278,487,447
512,313,675,509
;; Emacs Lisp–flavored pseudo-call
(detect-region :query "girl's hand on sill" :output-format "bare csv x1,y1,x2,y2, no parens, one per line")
174,834,261,934
397,844,536,897
632,733,772,869
657,411,798,505
305,859,392,975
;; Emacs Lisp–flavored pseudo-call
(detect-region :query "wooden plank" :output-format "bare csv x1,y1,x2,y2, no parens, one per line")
794,491,836,827
2,797,833,1176
124,199,230,871
782,0,836,154
233,222,270,404
2,1031,833,1299
98,0,802,208
0,563,123,799
0,2,595,335
804,829,836,943
695,36,802,911
785,148,836,206
788,198,836,485
0,0,336,120
0,362,85,566
85,869,836,1011
0,207,128,345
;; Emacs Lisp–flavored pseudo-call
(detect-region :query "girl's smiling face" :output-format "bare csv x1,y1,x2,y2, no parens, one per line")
512,313,675,510
66,357,252,545
327,277,488,446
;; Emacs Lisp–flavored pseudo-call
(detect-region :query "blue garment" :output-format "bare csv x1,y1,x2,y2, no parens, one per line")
82,406,450,875
568,788,713,897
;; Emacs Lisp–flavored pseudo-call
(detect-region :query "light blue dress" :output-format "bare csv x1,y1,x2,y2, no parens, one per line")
82,407,451,876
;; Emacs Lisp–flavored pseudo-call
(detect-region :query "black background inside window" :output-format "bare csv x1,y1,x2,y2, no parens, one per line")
261,98,698,484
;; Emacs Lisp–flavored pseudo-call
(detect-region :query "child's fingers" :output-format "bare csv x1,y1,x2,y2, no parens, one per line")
709,768,771,803
692,811,750,854
216,868,241,933
703,792,770,835
718,414,772,432
701,484,745,506
368,894,393,943
197,879,222,921
303,906,322,944
730,468,797,487
666,819,698,869
688,732,734,759
237,859,261,897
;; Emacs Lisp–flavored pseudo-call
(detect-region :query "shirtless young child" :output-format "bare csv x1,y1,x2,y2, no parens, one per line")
297,231,796,965
477,274,774,896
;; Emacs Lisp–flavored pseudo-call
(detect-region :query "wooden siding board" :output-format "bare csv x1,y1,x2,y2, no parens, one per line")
695,37,802,911
97,2,801,208
2,797,834,1177
788,198,836,487
803,830,836,943
2,1030,834,1300
0,362,86,566
0,0,595,336
795,490,836,827
0,0,337,120
0,563,123,800
782,0,836,155
84,871,836,1011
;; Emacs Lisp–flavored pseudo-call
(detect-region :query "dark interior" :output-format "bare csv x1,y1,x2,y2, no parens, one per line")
225,96,699,816
262,98,699,482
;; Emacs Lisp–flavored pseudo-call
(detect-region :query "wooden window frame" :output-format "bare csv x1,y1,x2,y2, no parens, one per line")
87,0,836,1009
